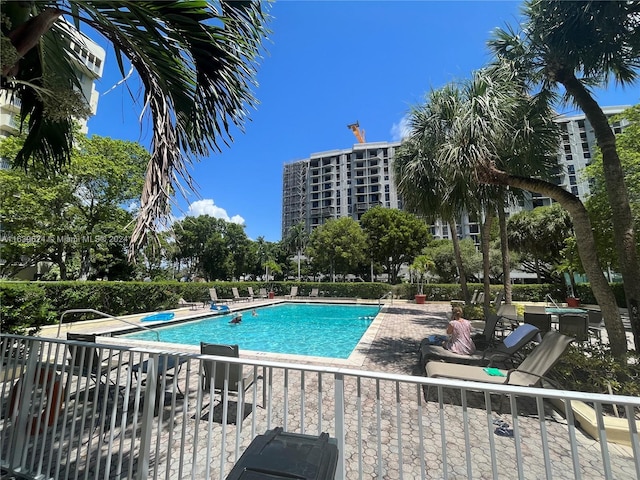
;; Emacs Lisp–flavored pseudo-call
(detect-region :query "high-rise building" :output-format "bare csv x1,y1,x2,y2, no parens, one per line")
282,141,402,239
281,106,632,242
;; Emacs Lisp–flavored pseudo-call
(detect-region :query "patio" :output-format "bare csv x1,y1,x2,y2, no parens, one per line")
2,301,639,479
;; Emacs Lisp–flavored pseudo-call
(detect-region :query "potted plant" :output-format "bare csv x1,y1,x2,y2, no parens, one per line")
264,259,281,298
410,254,434,304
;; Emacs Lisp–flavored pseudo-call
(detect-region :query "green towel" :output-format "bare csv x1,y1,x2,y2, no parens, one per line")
483,367,506,377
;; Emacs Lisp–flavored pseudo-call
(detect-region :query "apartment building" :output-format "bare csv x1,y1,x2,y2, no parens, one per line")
282,142,402,238
282,106,631,244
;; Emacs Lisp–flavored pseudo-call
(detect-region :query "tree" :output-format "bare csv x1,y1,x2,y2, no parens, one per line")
283,222,308,281
507,204,573,284
1,1,270,252
0,132,147,280
399,66,629,357
360,207,430,284
491,0,640,352
424,239,482,284
306,218,367,281
585,105,640,271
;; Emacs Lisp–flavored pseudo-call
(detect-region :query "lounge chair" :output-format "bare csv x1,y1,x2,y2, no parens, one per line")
420,323,541,368
309,288,319,298
525,305,547,314
247,287,259,300
209,288,230,305
491,291,504,310
496,304,519,335
285,286,298,299
232,287,251,303
200,343,259,428
425,330,574,388
178,297,199,310
472,313,502,350
258,288,269,299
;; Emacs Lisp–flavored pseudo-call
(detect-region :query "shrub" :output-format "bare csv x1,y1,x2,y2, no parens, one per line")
0,283,55,334
549,344,640,398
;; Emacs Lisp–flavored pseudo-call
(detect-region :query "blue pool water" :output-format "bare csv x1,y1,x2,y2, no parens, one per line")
123,303,379,359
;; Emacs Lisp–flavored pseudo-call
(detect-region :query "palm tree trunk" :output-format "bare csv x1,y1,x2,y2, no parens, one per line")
448,219,470,303
497,204,512,303
481,208,493,311
483,167,628,358
557,71,639,351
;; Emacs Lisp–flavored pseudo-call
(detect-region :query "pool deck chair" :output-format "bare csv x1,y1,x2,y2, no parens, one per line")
232,287,251,303
587,310,605,345
421,323,540,368
200,343,260,428
425,330,574,388
209,288,230,306
285,286,298,299
524,312,552,335
558,314,589,343
66,333,126,399
247,287,258,300
178,297,200,310
258,288,269,299
309,288,319,298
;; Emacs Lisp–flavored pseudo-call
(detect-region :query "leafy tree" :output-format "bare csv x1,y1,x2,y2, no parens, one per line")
360,207,430,284
424,239,482,284
306,218,367,281
173,215,250,281
1,1,270,252
0,132,147,279
490,0,640,352
507,204,573,284
585,105,640,271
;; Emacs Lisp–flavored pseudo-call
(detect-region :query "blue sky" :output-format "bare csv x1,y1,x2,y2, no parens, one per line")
86,1,639,242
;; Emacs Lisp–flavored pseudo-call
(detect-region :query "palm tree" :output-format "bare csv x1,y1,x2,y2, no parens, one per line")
394,85,475,304
490,0,640,351
1,1,269,253
398,67,629,357
283,222,308,282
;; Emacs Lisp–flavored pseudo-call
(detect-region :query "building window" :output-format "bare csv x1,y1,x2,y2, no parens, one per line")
567,165,575,174
584,151,591,159
569,175,577,185
571,186,579,195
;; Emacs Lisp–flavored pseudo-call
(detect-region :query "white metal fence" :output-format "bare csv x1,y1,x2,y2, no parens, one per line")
1,334,639,479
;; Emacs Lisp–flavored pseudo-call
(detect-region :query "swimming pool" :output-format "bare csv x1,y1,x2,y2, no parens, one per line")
122,303,379,359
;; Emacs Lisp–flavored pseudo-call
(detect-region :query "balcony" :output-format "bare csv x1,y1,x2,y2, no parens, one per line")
1,303,638,479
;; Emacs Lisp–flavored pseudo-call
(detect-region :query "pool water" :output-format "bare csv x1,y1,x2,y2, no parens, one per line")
123,303,379,359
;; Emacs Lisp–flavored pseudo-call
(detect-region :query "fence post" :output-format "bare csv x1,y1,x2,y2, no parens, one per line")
137,354,157,480
334,372,345,480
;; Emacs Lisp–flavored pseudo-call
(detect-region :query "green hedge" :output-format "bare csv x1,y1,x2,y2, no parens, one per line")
0,280,627,335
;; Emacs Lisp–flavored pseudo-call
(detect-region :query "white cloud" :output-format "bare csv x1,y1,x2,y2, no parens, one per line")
186,199,245,225
390,115,411,142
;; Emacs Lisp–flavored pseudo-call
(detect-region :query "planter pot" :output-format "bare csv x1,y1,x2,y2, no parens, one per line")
268,291,275,299
415,294,426,304
566,297,581,307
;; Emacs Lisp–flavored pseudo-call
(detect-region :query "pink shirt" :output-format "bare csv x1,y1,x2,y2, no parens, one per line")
445,319,476,355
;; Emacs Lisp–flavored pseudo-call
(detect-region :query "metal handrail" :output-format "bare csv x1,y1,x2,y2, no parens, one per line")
545,294,560,308
56,308,160,341
378,291,393,308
